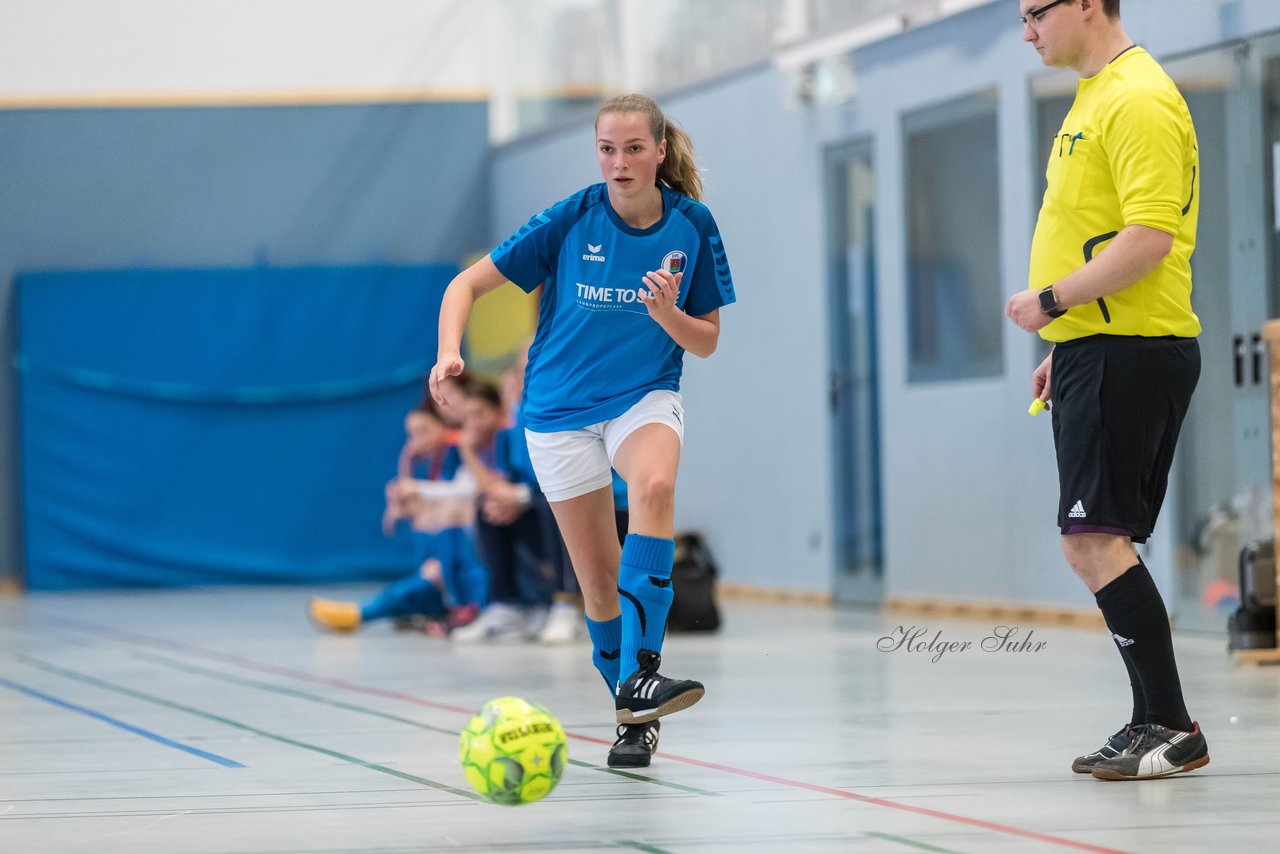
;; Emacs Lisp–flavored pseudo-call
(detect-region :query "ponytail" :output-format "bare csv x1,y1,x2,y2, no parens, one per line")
658,121,703,202
597,93,704,202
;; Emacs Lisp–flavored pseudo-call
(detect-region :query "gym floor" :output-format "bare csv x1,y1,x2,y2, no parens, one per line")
2,586,1276,853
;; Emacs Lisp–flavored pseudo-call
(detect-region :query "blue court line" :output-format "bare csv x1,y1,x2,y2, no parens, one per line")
0,674,244,768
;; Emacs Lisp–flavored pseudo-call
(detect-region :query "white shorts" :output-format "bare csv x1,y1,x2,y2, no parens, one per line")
525,390,685,502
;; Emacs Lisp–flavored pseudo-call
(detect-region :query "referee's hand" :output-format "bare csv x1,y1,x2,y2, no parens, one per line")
1004,290,1051,333
1032,353,1053,406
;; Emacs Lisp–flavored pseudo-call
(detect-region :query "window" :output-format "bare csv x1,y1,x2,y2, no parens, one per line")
903,91,1003,382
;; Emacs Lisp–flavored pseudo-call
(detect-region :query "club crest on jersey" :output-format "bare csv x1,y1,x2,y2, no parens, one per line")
583,243,606,263
661,250,687,275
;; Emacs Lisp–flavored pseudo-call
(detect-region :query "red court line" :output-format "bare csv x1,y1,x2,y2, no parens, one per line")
46,616,1127,854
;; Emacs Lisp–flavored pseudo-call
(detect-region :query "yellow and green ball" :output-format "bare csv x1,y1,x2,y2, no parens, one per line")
459,696,567,805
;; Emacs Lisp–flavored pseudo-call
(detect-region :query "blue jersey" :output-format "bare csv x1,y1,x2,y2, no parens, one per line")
409,446,462,482
490,183,735,432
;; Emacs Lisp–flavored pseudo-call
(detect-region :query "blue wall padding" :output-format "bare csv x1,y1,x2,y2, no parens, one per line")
17,265,451,590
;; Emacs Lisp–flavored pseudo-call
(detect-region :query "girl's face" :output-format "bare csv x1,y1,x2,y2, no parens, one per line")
596,111,666,202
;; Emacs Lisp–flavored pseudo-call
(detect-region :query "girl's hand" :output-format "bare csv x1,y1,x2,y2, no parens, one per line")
429,354,465,406
639,270,682,320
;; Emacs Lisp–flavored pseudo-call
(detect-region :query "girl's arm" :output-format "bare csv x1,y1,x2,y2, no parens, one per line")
429,255,512,405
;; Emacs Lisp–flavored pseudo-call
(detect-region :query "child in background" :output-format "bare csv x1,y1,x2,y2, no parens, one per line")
308,396,487,633
450,382,558,641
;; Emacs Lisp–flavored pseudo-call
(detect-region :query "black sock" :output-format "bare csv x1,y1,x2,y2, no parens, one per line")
1094,562,1193,731
1102,616,1147,727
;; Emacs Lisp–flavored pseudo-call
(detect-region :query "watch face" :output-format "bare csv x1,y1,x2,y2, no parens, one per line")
1039,289,1056,312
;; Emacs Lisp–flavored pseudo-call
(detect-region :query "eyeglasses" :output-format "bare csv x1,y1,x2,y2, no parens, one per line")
1018,0,1071,27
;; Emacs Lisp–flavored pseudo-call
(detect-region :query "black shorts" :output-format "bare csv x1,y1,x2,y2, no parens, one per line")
1051,335,1200,543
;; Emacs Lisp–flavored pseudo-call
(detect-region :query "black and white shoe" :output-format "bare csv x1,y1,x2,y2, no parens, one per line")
615,650,704,724
1071,725,1136,773
607,721,660,768
1091,722,1210,781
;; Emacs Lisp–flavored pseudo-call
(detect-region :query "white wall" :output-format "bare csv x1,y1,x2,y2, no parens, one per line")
0,1,491,101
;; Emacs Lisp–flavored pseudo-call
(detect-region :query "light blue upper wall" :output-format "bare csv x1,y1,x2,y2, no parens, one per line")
665,72,835,594
490,0,1280,605
0,101,491,582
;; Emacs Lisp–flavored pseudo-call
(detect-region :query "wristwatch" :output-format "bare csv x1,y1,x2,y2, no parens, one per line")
1038,285,1067,318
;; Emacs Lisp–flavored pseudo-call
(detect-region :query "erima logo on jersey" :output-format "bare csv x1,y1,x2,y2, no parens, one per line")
582,243,606,262
1068,501,1086,519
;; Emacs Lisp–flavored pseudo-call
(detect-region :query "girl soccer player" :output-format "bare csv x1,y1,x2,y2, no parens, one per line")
429,93,736,768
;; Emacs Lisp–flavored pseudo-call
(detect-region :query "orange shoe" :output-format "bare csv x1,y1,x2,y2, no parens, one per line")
308,598,362,633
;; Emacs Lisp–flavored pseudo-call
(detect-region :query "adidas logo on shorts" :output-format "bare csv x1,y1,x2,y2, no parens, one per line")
1068,500,1087,519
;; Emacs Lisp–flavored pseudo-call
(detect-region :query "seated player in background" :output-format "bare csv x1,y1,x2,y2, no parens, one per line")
451,381,559,642
308,395,488,634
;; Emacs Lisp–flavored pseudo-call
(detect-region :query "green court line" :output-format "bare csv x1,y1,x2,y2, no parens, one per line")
865,831,964,853
616,842,674,854
129,650,721,798
584,763,718,795
18,655,483,802
126,651,464,737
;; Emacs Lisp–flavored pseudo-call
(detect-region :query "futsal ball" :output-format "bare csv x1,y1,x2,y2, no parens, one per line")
458,696,567,805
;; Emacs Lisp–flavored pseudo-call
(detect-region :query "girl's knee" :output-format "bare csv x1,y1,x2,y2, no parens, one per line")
630,471,675,511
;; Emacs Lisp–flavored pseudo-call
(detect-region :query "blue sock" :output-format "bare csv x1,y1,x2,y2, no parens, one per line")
617,534,675,682
584,615,622,697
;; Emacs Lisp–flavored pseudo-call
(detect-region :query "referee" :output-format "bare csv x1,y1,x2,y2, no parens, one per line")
1005,0,1209,780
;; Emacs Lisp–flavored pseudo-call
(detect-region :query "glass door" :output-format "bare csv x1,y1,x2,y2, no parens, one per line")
824,138,883,605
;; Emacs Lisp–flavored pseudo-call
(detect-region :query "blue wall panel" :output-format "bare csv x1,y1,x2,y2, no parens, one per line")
17,265,449,590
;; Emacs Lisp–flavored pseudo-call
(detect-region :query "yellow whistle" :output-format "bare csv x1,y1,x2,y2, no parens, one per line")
1028,398,1047,416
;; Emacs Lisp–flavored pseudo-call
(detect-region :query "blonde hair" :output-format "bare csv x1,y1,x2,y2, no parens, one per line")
596,93,703,202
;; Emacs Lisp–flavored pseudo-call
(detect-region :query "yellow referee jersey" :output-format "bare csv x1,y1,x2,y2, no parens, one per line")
1030,46,1201,342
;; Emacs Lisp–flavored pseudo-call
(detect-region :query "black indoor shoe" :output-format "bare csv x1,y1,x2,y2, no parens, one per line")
615,649,704,724
608,720,661,768
1091,722,1210,781
1072,724,1137,773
